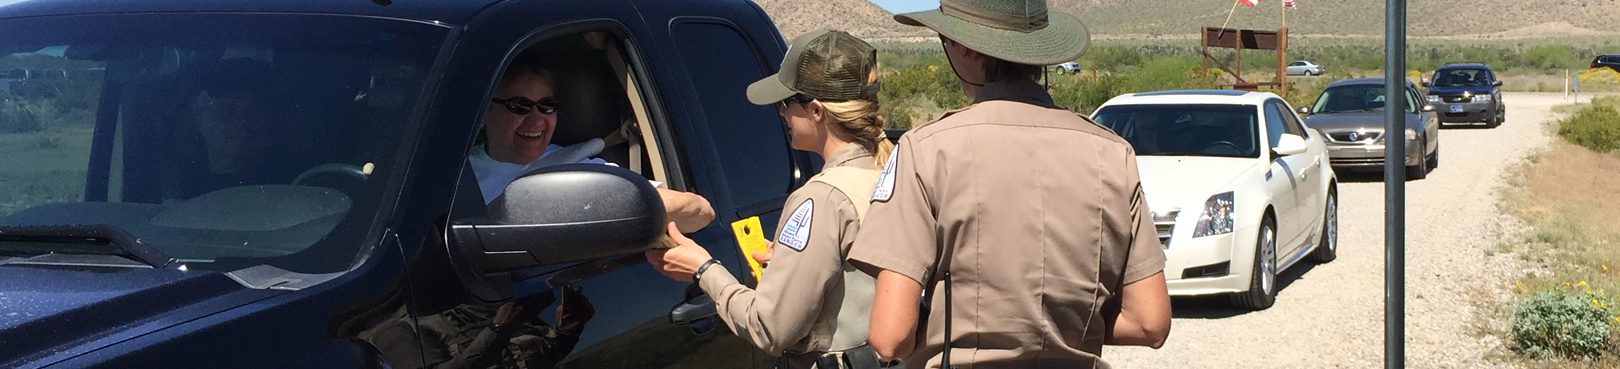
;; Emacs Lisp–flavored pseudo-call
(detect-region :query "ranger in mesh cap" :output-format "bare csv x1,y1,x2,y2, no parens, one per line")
746,29,880,105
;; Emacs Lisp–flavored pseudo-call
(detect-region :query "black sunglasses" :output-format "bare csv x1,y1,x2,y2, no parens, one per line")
779,94,815,109
491,96,559,115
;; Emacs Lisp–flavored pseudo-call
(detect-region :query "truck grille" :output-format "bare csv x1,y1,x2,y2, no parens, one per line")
1444,96,1471,103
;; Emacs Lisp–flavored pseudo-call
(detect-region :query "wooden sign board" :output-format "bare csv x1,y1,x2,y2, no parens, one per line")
1202,27,1282,51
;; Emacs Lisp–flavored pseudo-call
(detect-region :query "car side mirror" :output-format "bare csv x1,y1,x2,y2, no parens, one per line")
1296,106,1311,116
1492,80,1503,87
1422,105,1436,112
1273,134,1309,157
449,164,666,301
1420,79,1429,87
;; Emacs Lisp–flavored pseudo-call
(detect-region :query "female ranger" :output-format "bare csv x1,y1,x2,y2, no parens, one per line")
645,29,893,369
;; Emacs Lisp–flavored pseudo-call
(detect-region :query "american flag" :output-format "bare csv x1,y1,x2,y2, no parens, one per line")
1285,0,1297,8
1239,0,1260,6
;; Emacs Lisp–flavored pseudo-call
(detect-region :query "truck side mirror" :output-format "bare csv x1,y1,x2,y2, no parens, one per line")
1492,80,1503,87
449,164,666,301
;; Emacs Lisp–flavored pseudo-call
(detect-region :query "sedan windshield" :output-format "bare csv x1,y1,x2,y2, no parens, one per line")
0,14,447,273
1311,85,1418,114
1093,104,1260,158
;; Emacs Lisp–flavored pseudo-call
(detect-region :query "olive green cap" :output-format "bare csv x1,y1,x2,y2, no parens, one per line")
895,0,1091,66
746,29,881,105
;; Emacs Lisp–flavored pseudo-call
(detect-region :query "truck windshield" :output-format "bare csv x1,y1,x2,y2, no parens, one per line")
0,14,447,273
1093,104,1261,158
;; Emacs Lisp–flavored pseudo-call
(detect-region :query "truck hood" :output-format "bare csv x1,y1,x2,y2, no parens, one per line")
1136,156,1261,211
0,263,271,366
1304,111,1423,133
1425,85,1492,96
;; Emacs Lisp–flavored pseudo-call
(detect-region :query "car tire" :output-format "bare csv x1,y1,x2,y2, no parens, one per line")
1427,143,1439,169
1307,190,1338,263
1491,108,1504,127
1231,216,1278,310
1406,141,1428,180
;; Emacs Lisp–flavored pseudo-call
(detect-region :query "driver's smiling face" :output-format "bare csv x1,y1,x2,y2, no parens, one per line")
484,71,557,164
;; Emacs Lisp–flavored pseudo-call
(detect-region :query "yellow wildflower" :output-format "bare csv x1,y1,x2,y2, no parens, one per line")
1515,280,1522,286
1579,281,1588,287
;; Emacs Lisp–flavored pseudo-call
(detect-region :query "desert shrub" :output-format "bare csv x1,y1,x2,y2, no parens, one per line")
1511,290,1614,360
1557,103,1620,154
1077,45,1143,73
0,98,41,133
879,63,968,128
1523,44,1575,70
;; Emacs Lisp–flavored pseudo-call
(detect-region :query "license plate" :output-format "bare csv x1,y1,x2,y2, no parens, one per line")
1449,105,1464,113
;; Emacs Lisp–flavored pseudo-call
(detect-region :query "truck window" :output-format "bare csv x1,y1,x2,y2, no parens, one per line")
670,21,793,218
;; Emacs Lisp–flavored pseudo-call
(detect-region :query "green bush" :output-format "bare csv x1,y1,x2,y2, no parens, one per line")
1510,290,1614,360
878,63,969,128
1523,44,1575,70
1557,103,1620,153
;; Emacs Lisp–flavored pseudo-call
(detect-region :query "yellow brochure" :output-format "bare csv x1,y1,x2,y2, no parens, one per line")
729,216,770,281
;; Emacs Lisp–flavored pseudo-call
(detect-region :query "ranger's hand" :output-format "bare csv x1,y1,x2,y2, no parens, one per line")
644,222,714,282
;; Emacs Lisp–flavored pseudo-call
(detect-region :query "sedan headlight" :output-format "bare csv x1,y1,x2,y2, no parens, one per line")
1191,192,1235,238
1473,94,1491,102
1405,128,1418,141
1426,95,1441,103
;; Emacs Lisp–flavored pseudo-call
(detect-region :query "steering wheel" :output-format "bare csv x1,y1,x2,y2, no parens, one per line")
1200,141,1244,155
293,163,368,187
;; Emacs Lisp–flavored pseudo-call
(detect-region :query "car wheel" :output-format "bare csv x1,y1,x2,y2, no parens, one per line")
1491,108,1504,127
1427,143,1439,169
1406,141,1428,180
1230,216,1278,310
1307,190,1338,263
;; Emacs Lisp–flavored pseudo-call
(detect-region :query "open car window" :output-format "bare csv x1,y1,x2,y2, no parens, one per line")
0,14,448,273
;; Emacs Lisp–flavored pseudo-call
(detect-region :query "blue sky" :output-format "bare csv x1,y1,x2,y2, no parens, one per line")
868,0,940,14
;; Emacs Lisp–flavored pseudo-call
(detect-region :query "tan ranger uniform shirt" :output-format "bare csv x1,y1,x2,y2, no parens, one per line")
848,80,1166,369
697,143,880,369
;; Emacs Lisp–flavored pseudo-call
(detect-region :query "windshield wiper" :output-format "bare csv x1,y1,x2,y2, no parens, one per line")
0,224,180,269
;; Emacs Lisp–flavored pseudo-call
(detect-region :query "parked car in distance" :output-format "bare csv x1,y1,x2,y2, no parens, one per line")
1300,78,1440,180
0,0,809,367
1285,60,1325,76
1593,54,1620,73
1422,63,1504,127
1092,90,1337,310
1050,61,1082,74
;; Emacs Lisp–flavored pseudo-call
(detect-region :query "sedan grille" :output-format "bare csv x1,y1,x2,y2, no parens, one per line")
1327,131,1381,143
1153,209,1179,249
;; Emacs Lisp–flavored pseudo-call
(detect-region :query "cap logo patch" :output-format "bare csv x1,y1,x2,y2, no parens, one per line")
872,147,899,202
778,199,814,251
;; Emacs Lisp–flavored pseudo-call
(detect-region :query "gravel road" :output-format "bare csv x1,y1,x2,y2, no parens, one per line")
1102,92,1594,368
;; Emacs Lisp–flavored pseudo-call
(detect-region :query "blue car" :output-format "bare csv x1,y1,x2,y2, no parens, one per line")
0,0,813,367
1422,63,1505,127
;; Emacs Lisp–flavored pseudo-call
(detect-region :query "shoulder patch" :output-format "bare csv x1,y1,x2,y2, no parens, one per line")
871,146,900,202
777,199,814,251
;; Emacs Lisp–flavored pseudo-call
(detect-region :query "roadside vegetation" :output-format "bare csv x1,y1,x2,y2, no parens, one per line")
1483,95,1620,367
875,38,1618,128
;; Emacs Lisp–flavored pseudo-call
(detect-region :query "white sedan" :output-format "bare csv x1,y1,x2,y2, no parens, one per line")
1092,90,1338,310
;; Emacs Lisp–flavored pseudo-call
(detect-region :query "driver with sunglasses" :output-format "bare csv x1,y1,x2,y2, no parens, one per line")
470,54,714,233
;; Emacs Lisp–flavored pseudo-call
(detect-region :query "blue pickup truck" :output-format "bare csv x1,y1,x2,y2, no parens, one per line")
0,0,817,367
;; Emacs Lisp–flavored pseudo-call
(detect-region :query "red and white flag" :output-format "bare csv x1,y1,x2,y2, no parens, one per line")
1284,0,1296,8
1239,0,1260,7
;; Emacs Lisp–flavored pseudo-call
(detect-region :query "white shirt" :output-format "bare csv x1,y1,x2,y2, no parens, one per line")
476,141,615,204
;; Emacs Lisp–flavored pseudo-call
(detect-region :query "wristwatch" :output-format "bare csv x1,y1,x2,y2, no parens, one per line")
693,259,721,284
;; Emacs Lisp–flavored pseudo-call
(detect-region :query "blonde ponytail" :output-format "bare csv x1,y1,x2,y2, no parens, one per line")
822,99,893,169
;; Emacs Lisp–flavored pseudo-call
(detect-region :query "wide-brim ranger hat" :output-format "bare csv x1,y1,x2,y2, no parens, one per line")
746,29,882,106
895,0,1091,66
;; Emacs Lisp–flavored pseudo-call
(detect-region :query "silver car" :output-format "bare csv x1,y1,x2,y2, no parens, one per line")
1285,60,1325,76
1298,78,1440,180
